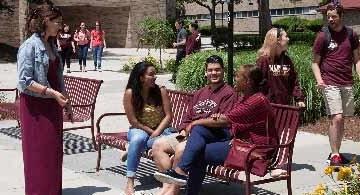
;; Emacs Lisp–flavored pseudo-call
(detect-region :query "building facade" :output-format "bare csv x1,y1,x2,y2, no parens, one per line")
185,0,323,34
0,0,176,48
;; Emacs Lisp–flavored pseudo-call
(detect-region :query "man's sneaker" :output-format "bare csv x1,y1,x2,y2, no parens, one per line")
66,68,71,73
153,169,187,186
327,153,350,166
98,67,102,72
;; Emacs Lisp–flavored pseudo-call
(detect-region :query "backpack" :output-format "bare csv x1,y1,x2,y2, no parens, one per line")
321,26,357,54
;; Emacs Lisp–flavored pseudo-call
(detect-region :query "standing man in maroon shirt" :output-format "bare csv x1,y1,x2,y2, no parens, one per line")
185,21,201,56
312,4,360,166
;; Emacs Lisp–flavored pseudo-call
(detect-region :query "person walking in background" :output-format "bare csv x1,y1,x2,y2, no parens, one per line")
256,28,305,107
122,61,175,195
57,23,75,73
17,2,73,195
90,21,106,72
171,19,187,82
185,21,201,56
312,3,360,166
74,22,90,72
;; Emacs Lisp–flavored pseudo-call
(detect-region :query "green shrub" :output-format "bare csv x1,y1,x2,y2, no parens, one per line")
234,34,262,50
306,19,323,32
199,25,211,36
211,27,229,48
176,50,256,91
288,32,316,45
122,56,162,73
164,58,177,73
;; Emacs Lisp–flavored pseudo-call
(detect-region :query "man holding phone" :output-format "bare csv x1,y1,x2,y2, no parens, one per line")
152,55,237,195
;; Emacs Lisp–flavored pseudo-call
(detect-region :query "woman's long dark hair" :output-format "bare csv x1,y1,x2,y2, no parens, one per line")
241,64,267,93
126,61,162,115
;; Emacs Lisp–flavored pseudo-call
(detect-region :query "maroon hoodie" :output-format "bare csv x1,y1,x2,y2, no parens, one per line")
256,54,304,105
185,31,201,55
178,83,237,131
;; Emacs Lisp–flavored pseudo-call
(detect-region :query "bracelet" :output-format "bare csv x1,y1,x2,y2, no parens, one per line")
41,86,48,96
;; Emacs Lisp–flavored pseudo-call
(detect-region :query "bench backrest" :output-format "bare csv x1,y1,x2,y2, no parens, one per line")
270,103,301,167
167,90,193,130
64,75,103,121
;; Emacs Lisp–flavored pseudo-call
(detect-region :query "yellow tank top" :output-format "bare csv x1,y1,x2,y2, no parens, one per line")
138,104,164,129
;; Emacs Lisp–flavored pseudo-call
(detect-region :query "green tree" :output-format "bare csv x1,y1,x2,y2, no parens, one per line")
138,17,175,68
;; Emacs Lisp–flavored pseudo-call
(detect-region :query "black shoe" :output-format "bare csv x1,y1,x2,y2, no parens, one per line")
153,169,187,186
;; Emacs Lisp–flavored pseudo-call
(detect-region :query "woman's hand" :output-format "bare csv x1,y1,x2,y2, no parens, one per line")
150,129,161,138
64,103,74,123
49,89,68,107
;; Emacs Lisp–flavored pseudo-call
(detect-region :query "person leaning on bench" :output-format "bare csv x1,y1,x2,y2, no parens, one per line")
122,61,175,195
154,65,278,195
152,55,238,195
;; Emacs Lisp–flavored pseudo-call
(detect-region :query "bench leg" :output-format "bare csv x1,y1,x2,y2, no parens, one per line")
245,171,251,195
96,143,102,172
287,175,292,195
91,125,98,150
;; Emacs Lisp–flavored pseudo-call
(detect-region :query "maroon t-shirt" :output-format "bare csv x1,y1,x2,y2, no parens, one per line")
178,83,237,131
185,31,201,55
256,55,304,105
313,27,359,86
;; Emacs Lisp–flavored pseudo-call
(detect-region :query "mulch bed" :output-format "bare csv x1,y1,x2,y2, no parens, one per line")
299,117,360,142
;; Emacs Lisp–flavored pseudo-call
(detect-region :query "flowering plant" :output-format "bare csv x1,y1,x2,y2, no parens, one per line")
307,156,360,195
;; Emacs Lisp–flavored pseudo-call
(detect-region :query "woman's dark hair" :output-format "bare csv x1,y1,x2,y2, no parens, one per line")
205,55,224,69
25,1,62,38
126,61,162,114
60,23,70,34
190,22,199,30
241,64,266,93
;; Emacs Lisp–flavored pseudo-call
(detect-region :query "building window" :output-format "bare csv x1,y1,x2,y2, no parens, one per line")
284,8,290,15
252,10,259,17
241,11,248,18
289,8,296,15
295,7,303,14
271,9,283,16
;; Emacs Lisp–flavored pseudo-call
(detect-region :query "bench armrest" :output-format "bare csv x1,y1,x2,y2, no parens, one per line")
96,112,127,134
0,88,18,100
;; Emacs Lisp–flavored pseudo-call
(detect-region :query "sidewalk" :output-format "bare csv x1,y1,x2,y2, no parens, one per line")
1,48,360,195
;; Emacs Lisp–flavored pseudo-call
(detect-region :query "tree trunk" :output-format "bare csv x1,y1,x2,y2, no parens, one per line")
258,0,271,39
159,47,162,69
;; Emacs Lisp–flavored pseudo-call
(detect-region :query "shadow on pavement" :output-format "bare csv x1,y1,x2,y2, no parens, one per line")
63,186,111,195
292,163,316,172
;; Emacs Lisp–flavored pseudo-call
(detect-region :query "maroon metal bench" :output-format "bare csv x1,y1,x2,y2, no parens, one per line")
0,88,20,126
63,75,103,149
95,90,301,195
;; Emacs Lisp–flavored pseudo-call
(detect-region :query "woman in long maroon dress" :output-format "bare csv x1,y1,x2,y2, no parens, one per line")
17,3,72,195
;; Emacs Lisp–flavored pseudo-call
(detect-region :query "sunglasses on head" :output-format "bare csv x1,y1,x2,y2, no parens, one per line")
277,28,284,39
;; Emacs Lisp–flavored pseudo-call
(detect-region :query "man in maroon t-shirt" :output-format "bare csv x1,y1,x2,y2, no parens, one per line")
152,55,237,195
312,4,360,166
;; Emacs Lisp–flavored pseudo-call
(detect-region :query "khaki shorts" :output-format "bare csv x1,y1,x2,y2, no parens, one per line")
161,133,184,151
323,85,354,116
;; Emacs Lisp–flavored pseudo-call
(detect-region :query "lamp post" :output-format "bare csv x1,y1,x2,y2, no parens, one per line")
220,0,225,27
226,0,234,86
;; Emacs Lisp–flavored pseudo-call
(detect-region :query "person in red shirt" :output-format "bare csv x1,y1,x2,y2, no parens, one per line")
185,21,201,56
312,4,360,166
256,28,305,106
90,21,106,72
154,64,277,195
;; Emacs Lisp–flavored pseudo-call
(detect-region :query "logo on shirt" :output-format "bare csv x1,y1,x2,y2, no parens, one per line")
328,39,338,51
193,99,217,114
269,64,291,77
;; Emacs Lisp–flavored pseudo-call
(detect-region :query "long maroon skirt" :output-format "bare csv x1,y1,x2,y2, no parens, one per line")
20,93,63,195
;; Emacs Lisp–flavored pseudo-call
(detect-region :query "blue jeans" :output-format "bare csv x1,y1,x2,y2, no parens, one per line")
186,141,230,195
177,125,231,173
92,46,103,69
78,45,88,66
126,127,175,177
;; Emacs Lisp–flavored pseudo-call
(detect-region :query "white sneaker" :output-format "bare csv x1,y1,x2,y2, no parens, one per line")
98,67,102,72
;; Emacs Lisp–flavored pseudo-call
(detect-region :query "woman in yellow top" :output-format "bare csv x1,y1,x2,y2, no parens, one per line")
123,61,173,195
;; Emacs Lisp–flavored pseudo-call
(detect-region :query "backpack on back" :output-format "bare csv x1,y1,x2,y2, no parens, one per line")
321,26,357,54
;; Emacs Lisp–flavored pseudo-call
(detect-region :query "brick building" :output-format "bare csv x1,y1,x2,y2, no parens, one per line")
0,0,176,48
185,0,323,34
